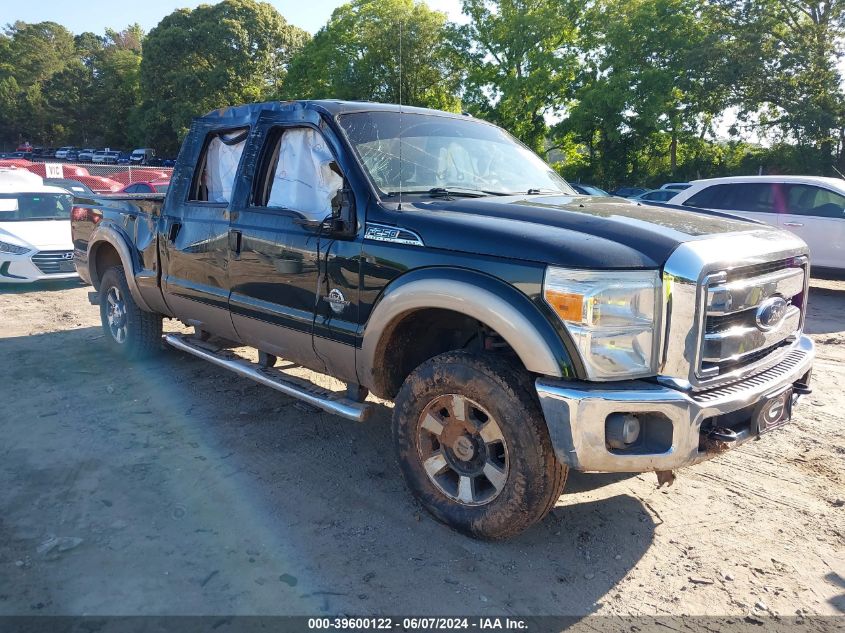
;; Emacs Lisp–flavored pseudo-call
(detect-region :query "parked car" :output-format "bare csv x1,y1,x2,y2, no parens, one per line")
72,100,814,540
119,180,170,194
16,142,33,152
0,168,77,283
65,149,82,161
93,150,121,165
571,183,611,196
129,148,156,165
44,178,96,196
10,151,33,160
77,149,97,163
54,147,76,160
660,182,691,191
117,152,132,165
669,175,845,273
631,189,678,203
611,186,649,198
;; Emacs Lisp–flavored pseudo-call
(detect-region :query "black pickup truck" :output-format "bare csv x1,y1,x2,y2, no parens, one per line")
72,100,815,539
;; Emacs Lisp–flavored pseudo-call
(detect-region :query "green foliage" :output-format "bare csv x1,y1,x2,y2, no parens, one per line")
136,0,309,153
452,0,582,154
0,0,843,184
718,0,845,163
558,0,734,187
0,21,144,148
282,0,460,111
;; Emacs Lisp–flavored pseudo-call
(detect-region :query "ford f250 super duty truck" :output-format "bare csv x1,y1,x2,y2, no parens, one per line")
72,100,815,539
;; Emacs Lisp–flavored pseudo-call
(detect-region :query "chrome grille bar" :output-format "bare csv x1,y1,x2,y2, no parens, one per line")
707,267,804,315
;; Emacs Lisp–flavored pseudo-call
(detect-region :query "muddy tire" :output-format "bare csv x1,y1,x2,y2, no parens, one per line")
99,266,162,359
393,351,567,540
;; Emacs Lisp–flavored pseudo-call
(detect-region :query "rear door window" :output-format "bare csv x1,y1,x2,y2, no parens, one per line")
784,184,845,218
189,128,249,203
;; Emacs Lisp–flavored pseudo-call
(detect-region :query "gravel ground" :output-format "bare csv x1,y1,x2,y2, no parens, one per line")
0,278,842,624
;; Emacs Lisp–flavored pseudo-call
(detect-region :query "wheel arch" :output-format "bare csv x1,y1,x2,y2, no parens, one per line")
88,223,153,313
359,267,574,398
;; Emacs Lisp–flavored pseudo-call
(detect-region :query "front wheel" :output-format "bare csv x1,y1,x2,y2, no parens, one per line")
99,266,162,359
392,352,567,540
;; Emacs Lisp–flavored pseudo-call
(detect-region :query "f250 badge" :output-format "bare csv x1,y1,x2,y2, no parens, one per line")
364,223,424,246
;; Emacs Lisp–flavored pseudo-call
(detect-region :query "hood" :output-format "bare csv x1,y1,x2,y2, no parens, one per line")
0,220,73,251
393,194,759,269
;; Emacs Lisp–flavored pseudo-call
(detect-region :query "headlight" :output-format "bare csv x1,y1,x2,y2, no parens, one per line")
0,240,30,255
544,267,661,380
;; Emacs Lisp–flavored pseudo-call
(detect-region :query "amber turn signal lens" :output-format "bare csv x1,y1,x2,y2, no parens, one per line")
544,289,584,323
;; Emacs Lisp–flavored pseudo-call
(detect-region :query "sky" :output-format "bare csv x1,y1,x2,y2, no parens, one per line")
3,0,467,35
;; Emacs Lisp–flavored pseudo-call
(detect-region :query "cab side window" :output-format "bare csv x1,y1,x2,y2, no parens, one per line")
253,127,343,222
189,128,249,203
685,183,776,213
731,183,775,213
785,184,845,218
684,184,731,209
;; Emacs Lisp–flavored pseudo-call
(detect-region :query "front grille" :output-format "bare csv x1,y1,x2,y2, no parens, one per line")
698,258,807,379
31,250,76,275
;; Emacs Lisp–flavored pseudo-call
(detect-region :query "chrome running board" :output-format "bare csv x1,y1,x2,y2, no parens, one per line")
164,334,372,422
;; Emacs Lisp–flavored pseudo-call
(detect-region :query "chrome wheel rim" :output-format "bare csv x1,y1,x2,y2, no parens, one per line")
106,286,127,344
417,394,509,506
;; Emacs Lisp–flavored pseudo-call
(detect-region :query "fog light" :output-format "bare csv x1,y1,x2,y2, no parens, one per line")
606,413,641,449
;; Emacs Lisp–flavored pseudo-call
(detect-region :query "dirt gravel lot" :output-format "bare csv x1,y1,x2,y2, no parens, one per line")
0,278,843,624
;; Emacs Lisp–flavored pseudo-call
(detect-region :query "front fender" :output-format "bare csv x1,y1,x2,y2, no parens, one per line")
87,223,153,313
358,267,574,389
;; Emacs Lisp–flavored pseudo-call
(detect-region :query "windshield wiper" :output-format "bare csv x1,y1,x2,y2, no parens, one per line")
524,188,560,195
386,187,510,198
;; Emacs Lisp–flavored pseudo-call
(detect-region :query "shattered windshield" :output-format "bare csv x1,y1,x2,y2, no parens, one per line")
0,193,72,221
338,111,574,197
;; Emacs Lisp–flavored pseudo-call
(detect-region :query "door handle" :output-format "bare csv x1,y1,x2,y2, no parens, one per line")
168,220,182,242
783,222,804,227
229,229,242,255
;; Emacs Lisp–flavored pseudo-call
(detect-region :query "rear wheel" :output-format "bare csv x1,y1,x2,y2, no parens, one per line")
393,351,567,540
99,266,162,359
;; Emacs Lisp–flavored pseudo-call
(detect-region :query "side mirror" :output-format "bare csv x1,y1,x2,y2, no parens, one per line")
329,186,355,235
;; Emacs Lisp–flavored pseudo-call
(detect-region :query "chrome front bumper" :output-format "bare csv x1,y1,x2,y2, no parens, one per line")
536,335,815,473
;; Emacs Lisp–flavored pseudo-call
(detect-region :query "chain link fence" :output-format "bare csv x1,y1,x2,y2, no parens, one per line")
0,158,174,193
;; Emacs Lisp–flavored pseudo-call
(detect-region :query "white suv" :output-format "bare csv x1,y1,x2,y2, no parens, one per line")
669,175,845,272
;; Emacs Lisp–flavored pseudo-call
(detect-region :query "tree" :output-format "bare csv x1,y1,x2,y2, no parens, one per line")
136,0,309,153
91,47,142,148
0,21,76,146
2,21,75,87
560,0,731,186
282,0,460,111
452,0,584,154
717,0,845,172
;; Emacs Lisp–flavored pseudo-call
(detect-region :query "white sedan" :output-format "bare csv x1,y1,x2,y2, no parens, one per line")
0,169,78,283
668,175,845,272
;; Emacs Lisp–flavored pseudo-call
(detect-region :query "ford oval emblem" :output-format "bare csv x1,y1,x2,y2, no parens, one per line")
755,296,788,331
